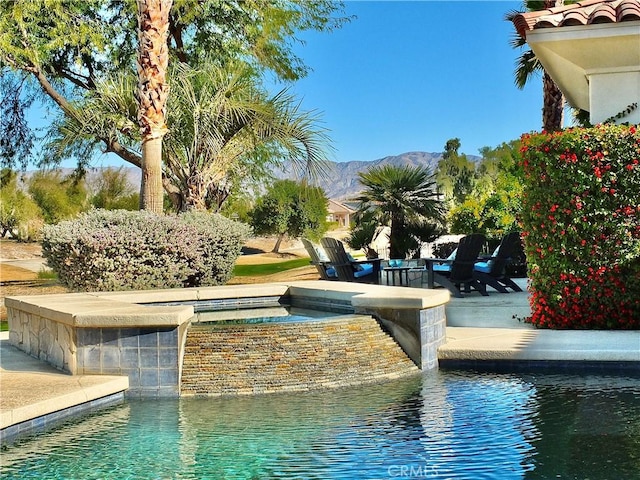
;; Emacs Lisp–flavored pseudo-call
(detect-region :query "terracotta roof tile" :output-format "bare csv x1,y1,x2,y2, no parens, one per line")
513,0,640,38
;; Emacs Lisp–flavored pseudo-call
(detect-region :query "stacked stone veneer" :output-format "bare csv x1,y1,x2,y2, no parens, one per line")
359,305,447,370
181,315,420,396
6,281,450,398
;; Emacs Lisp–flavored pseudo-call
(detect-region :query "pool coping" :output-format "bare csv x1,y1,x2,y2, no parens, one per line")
439,327,640,363
4,281,451,329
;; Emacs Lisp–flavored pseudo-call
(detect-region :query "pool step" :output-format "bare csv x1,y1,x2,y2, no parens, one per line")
180,315,419,396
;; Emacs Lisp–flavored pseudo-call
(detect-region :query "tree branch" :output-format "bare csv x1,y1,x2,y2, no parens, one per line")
29,68,141,168
103,138,142,168
168,16,188,63
30,68,75,116
51,65,94,90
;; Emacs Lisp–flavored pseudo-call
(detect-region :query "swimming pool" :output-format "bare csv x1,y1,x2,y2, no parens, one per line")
2,369,639,479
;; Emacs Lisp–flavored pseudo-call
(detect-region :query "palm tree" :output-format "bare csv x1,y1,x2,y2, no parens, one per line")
162,59,331,211
45,59,331,212
506,1,569,131
354,164,445,259
136,0,172,213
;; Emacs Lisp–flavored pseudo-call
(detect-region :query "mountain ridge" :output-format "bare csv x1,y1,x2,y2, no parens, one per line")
275,151,480,200
30,151,480,201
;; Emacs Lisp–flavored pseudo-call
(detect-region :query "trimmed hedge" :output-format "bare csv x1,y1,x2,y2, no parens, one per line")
519,124,640,329
42,209,250,292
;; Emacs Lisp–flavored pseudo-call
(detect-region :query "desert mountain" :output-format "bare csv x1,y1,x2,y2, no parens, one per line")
27,151,479,201
274,151,480,201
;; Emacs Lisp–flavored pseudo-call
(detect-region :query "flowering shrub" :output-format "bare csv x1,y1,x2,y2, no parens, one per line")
42,209,250,292
520,124,640,328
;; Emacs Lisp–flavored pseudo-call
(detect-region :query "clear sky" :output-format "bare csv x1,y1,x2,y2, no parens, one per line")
271,0,546,162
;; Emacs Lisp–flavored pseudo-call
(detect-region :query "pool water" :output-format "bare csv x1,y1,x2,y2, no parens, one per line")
193,306,345,325
2,369,639,479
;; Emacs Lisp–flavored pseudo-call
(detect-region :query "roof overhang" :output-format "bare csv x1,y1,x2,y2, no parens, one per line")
526,21,640,112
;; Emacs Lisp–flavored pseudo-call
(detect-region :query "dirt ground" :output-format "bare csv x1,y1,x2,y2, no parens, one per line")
0,237,322,320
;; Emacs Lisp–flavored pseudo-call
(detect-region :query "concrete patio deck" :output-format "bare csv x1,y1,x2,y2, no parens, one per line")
1,277,639,444
0,331,129,443
440,278,640,366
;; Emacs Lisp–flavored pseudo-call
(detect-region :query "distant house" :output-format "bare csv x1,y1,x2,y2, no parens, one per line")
327,199,355,227
512,0,640,124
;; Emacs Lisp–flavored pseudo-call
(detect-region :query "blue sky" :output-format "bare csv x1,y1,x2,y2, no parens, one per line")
272,0,546,162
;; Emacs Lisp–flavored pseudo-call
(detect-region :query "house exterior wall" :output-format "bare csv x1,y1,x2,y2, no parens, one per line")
524,22,640,125
589,70,640,124
328,212,350,227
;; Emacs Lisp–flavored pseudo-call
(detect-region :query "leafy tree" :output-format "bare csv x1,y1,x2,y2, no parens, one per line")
506,1,575,131
354,164,445,259
160,60,332,211
448,141,523,241
0,0,348,201
435,138,477,205
219,193,254,224
346,209,379,254
0,76,34,166
0,169,44,240
443,138,461,159
250,179,329,253
448,199,482,235
28,170,88,224
89,167,139,210
476,140,523,193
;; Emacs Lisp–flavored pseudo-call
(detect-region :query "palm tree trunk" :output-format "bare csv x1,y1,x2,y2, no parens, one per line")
389,216,403,259
542,71,564,131
183,173,208,211
140,137,165,211
540,0,565,132
137,0,172,213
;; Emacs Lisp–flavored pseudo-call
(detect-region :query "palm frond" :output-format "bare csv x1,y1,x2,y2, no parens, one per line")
514,49,541,89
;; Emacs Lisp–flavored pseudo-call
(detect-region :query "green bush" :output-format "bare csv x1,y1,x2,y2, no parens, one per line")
0,173,44,241
520,124,640,329
29,171,88,224
42,209,251,292
89,167,139,210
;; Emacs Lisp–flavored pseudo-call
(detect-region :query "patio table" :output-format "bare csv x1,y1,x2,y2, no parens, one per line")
381,266,413,286
420,258,452,289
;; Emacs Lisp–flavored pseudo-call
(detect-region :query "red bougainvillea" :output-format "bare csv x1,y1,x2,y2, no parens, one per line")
519,124,640,329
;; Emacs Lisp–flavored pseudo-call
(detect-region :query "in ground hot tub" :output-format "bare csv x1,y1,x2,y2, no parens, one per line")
6,281,450,397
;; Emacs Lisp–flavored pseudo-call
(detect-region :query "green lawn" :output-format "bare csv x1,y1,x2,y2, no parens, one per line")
232,258,310,276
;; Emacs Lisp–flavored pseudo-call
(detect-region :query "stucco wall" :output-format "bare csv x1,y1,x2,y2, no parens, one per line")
589,71,640,124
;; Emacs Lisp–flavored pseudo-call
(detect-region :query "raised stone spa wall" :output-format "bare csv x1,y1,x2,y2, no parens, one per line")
74,326,184,398
6,308,190,398
6,282,450,398
6,290,196,397
181,315,420,396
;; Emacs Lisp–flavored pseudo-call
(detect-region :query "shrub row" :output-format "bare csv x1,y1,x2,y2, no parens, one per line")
519,124,640,329
42,209,251,292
